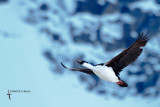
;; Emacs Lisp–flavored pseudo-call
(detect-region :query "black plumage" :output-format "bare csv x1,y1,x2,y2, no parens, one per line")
105,33,149,75
61,62,94,74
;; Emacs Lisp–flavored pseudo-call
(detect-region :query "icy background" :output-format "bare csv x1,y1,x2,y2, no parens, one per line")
0,0,160,107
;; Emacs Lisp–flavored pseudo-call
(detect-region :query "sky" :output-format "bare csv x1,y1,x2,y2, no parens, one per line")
0,0,160,107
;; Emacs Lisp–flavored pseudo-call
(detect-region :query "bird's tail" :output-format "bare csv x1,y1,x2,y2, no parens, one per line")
116,80,128,87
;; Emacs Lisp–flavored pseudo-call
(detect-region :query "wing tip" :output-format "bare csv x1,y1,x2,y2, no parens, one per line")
61,62,67,69
138,32,150,41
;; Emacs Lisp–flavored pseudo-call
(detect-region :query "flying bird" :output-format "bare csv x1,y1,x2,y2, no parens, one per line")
61,33,149,87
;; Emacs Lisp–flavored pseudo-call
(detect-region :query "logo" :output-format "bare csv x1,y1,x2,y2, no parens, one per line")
7,89,31,100
7,90,12,100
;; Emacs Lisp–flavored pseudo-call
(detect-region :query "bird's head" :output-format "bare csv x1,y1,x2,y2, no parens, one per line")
76,60,87,65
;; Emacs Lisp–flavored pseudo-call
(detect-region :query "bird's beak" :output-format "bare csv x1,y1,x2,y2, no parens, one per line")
77,61,81,64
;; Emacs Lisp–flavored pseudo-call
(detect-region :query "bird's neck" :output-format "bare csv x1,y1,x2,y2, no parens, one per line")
82,63,95,70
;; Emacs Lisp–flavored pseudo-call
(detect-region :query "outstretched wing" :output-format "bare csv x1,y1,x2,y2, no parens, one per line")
61,62,94,74
105,33,149,75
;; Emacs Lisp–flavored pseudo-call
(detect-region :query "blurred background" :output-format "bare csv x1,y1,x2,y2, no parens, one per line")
0,0,160,107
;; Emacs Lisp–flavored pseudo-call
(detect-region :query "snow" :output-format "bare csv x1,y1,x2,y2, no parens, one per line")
147,35,160,56
129,0,160,16
101,22,122,43
121,14,135,24
106,0,117,4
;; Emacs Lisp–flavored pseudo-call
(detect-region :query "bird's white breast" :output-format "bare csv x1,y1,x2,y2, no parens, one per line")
82,63,119,82
92,65,119,82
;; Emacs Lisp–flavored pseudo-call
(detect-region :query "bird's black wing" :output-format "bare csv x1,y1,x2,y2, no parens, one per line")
61,62,94,74
105,33,149,75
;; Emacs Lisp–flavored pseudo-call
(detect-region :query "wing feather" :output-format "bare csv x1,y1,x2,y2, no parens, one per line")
106,33,149,75
61,62,94,74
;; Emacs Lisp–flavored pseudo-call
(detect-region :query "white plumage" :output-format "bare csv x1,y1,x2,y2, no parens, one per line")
82,63,119,82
